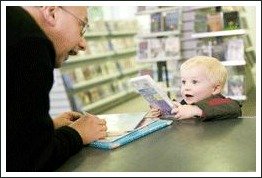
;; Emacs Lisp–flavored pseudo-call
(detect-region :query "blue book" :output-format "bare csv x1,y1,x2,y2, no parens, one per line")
89,119,173,150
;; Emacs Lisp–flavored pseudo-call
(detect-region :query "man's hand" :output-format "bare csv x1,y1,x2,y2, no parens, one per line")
52,111,82,129
69,113,107,144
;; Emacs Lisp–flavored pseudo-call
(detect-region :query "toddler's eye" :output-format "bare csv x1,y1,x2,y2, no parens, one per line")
192,80,198,84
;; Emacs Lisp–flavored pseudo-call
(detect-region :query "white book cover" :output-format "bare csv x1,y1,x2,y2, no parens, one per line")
149,38,165,61
97,112,146,133
130,75,174,116
227,75,245,96
225,38,244,61
91,112,158,143
165,37,180,58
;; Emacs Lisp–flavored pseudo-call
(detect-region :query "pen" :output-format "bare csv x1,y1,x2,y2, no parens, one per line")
82,111,98,118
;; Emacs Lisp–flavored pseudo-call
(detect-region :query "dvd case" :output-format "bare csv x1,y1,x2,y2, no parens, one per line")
163,10,179,31
223,11,240,30
130,75,174,116
151,12,162,32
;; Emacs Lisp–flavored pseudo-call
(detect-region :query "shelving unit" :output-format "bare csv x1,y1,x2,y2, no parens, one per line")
60,18,147,114
61,47,136,70
136,6,180,15
135,6,183,98
81,90,136,114
136,30,180,38
85,31,137,39
191,29,246,39
66,65,149,95
185,6,255,101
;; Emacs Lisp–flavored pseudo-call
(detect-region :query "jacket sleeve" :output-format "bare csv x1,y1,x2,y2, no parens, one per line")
37,126,83,171
7,37,83,171
194,95,242,121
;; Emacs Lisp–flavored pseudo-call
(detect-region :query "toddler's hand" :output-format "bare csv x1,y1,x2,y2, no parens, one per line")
171,101,181,115
149,106,162,118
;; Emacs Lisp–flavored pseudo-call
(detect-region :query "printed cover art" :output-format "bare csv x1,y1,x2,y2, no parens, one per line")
163,10,179,31
130,75,173,116
151,12,162,32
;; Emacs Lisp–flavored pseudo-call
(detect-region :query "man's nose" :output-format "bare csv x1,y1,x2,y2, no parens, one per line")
79,38,86,51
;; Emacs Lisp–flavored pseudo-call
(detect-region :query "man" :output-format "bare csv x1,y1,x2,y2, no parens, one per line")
7,6,107,171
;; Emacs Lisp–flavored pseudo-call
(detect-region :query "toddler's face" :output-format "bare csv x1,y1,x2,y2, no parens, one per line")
180,66,216,104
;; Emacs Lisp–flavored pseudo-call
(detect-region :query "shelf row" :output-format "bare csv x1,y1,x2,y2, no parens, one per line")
84,31,137,39
61,47,136,71
136,6,180,15
191,29,247,39
66,65,151,95
81,90,138,114
136,30,180,39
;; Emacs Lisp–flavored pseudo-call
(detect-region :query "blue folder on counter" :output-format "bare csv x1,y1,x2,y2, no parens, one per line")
89,119,173,150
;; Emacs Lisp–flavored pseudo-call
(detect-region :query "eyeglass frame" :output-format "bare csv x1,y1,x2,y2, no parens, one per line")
59,6,88,37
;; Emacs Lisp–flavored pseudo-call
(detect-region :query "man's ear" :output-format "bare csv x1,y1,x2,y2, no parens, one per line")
212,84,222,95
41,6,58,26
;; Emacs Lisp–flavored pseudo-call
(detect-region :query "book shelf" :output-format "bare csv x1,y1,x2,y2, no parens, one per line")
188,6,254,101
135,6,183,98
60,19,149,114
191,29,246,39
136,6,180,15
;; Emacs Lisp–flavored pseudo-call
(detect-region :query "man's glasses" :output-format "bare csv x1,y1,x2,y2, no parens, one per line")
59,6,88,37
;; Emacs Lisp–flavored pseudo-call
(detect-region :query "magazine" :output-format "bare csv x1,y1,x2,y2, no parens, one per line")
130,75,174,116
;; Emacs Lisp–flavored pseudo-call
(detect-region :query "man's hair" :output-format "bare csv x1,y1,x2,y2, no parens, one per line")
180,56,228,88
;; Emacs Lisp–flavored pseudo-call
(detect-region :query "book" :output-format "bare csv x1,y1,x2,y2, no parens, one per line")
137,40,149,61
89,118,173,149
196,40,212,57
164,37,180,58
223,11,240,30
227,75,245,96
129,75,174,116
163,10,179,31
224,38,244,61
149,38,165,61
96,112,147,135
211,38,226,61
194,11,208,33
207,12,223,32
150,12,162,32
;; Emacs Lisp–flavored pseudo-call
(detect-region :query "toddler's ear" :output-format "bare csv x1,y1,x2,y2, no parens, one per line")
212,84,222,95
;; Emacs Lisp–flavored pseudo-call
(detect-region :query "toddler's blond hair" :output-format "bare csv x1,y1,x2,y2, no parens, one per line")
180,56,228,89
